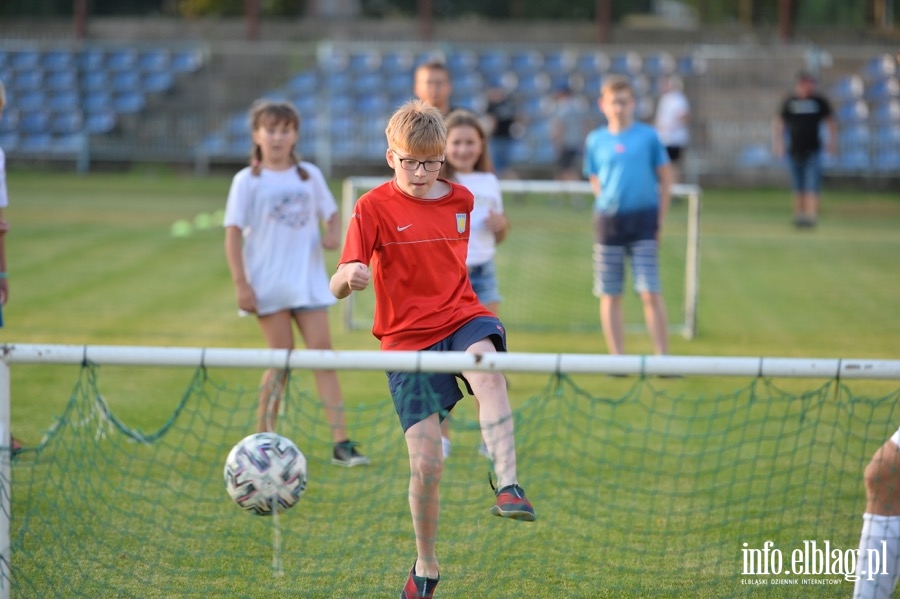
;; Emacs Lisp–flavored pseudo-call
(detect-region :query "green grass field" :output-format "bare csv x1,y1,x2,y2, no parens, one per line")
2,169,899,598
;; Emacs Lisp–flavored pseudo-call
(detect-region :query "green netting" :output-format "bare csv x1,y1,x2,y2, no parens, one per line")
9,364,900,598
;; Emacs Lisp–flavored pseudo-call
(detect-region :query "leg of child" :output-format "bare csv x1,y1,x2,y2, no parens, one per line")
294,309,348,443
256,311,295,432
641,291,669,355
463,338,517,488
404,413,443,580
854,438,900,599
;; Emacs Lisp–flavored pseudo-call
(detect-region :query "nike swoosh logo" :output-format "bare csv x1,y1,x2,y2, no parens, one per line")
396,224,413,231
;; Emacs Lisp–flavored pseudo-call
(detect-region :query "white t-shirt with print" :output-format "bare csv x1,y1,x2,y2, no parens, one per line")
455,171,503,267
224,162,337,315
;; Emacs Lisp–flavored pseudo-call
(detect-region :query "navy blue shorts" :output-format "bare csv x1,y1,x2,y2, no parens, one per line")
387,316,507,432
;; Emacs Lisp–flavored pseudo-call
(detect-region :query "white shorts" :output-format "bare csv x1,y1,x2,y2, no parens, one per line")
891,428,900,447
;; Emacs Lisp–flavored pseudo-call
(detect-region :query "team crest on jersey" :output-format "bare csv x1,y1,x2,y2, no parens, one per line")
456,213,467,234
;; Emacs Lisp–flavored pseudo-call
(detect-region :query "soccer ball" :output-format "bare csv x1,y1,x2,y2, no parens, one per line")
224,432,307,516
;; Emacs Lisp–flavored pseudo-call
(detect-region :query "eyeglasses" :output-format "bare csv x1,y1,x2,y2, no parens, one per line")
390,149,444,172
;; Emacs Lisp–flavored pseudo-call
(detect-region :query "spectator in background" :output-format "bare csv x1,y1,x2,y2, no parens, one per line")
550,84,591,181
773,70,837,229
413,60,453,117
583,75,673,357
485,87,519,178
653,75,691,185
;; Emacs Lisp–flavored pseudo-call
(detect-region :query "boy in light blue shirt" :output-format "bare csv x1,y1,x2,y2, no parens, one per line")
583,75,673,356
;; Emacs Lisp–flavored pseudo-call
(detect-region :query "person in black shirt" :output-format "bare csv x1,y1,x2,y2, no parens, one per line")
773,71,837,228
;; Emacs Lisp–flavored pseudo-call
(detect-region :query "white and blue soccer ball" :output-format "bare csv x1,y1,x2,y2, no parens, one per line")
224,432,307,516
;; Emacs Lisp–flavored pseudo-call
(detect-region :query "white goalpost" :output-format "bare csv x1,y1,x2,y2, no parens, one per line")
340,178,702,340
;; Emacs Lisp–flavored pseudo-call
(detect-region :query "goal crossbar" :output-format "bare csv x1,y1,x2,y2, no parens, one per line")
3,343,899,379
341,178,702,339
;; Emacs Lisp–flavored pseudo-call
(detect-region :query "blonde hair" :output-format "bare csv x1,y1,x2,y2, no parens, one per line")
385,99,446,157
441,109,494,180
600,74,633,98
248,99,308,180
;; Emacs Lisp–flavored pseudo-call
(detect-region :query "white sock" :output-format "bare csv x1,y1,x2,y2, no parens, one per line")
441,436,451,459
854,513,900,599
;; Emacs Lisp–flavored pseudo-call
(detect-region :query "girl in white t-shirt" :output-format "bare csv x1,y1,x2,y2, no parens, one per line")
440,109,510,459
224,100,368,467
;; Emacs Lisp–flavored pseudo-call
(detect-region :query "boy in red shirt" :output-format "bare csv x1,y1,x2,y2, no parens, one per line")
330,99,535,599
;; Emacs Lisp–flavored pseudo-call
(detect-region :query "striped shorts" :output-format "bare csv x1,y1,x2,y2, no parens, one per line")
592,239,661,296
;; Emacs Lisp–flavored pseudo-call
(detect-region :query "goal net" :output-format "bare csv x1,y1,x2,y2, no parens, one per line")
340,178,701,339
2,344,899,598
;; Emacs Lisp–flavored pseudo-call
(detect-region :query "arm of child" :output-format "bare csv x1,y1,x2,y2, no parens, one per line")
224,225,256,313
656,162,674,242
321,212,341,251
330,261,370,299
486,210,509,244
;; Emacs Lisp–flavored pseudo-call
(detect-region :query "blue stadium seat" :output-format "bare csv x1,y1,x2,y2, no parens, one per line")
354,94,389,116
836,149,870,171
18,110,50,135
50,110,84,135
18,132,52,153
327,95,354,114
575,51,610,76
138,48,171,73
447,50,478,77
871,99,900,124
385,72,411,95
835,100,869,123
862,54,897,81
509,50,543,76
16,90,47,112
864,77,899,103
81,71,110,93
47,90,80,112
287,71,317,95
329,115,355,139
736,144,775,169
12,69,43,92
452,70,484,95
450,93,486,114
353,72,383,96
225,114,250,137
290,94,318,119
872,148,900,171
110,71,141,93
42,50,76,72
0,51,7,70
348,50,381,74
643,52,675,77
78,48,105,72
112,90,146,114
610,52,642,75
0,108,19,134
196,133,227,156
542,50,575,77
84,109,117,134
873,124,900,149
515,72,551,96
838,123,870,150
331,136,358,161
478,50,508,77
831,75,864,103
45,69,78,92
170,48,205,73
83,91,113,114
322,70,352,94
106,48,138,72
380,50,414,75
142,71,174,94
10,50,40,71
677,54,707,77
0,132,18,151
518,94,550,119
51,133,86,154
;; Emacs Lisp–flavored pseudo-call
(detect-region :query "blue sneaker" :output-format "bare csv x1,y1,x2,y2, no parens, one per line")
400,563,439,599
490,483,536,521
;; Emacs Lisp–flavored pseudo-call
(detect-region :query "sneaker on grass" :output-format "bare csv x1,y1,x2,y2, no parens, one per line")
331,440,370,467
490,483,536,521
